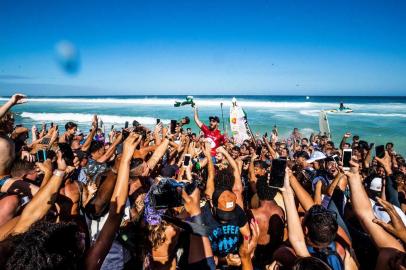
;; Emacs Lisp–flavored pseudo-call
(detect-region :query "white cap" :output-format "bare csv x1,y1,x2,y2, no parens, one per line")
371,199,406,225
307,151,327,163
369,177,382,192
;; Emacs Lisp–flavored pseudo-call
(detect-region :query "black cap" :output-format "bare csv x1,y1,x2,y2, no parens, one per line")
209,116,220,123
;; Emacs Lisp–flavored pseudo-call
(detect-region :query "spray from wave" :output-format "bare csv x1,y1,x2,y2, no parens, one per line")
20,112,169,125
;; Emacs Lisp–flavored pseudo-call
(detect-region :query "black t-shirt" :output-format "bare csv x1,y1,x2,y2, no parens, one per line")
201,202,247,257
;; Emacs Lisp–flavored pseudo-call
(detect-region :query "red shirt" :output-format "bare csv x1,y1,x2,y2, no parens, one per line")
201,124,226,156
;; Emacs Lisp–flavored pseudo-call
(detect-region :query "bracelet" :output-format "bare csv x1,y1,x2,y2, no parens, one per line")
53,170,65,177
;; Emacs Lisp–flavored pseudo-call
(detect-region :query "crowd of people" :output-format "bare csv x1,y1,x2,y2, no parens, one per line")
0,93,405,270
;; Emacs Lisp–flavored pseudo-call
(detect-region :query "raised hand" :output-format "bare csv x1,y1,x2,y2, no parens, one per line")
343,132,351,138
181,185,201,216
239,218,260,259
373,197,406,243
92,114,98,128
375,151,392,174
10,93,27,105
122,132,139,161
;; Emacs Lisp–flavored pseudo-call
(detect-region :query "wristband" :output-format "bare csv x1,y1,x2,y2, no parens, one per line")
53,170,65,177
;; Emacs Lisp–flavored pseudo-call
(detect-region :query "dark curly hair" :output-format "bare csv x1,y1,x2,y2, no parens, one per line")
256,175,277,201
4,220,82,270
303,205,338,246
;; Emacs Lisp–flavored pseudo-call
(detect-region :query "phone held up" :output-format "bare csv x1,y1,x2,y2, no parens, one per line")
270,158,287,188
183,154,191,167
342,149,352,171
375,145,385,159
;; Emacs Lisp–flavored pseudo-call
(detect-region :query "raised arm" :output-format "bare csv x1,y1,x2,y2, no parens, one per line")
289,173,315,211
203,142,215,199
146,137,170,172
345,158,404,251
217,146,244,208
193,106,203,129
248,153,258,194
263,136,278,159
5,152,69,237
82,115,98,152
85,133,138,270
340,132,351,150
96,132,123,163
0,93,26,119
282,169,311,257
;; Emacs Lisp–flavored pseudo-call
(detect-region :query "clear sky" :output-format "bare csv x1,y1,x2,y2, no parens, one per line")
0,0,405,96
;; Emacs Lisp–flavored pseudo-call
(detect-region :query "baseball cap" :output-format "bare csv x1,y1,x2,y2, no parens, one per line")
371,199,406,225
212,189,245,222
369,177,382,192
209,116,220,123
307,151,327,163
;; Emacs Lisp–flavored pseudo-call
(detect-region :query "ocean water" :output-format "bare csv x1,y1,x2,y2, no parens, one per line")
1,95,405,155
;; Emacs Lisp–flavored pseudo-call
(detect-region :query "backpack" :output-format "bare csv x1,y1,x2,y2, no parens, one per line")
307,242,344,270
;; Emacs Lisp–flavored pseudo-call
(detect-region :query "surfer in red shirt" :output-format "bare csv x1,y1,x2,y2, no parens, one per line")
193,106,226,156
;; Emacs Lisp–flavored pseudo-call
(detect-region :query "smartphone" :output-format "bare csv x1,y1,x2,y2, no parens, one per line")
36,149,47,162
50,122,54,128
375,145,385,159
170,120,177,134
124,121,129,129
271,158,287,188
132,120,139,127
342,149,352,171
122,129,130,140
57,143,74,166
183,154,191,167
332,154,340,163
111,125,114,131
256,146,262,156
156,119,161,124
264,132,268,138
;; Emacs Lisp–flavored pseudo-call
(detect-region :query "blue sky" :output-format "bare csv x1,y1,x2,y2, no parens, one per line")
0,0,405,96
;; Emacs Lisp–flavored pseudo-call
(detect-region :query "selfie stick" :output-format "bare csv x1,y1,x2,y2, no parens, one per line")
220,102,226,133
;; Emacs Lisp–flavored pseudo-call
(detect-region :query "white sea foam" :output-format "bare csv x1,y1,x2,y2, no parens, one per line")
0,97,338,109
20,112,169,125
299,110,406,118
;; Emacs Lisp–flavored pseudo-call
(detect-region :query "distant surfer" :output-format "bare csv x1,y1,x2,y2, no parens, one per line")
193,106,226,156
339,102,345,111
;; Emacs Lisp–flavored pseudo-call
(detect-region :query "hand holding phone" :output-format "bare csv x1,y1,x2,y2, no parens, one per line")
375,145,385,159
342,149,352,171
183,154,191,167
271,158,287,188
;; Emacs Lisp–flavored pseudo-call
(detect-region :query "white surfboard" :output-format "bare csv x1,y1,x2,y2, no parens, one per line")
319,110,331,139
230,98,251,145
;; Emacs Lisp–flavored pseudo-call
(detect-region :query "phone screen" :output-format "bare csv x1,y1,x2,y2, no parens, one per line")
170,120,177,134
156,119,160,124
271,158,287,188
256,146,262,156
375,145,385,159
343,150,352,168
184,155,191,166
124,121,129,129
36,150,46,162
